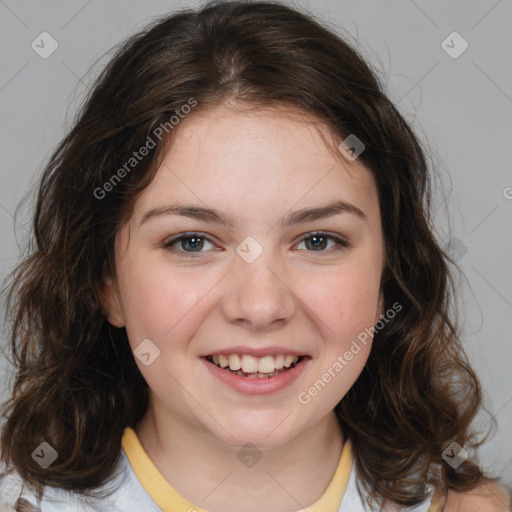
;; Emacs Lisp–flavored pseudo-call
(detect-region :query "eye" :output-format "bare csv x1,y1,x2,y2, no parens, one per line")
295,232,351,253
162,233,216,256
162,231,351,258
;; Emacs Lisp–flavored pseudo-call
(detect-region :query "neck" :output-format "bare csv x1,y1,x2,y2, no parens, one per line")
134,398,345,512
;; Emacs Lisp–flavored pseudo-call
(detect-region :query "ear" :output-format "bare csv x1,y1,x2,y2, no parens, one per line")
99,274,125,328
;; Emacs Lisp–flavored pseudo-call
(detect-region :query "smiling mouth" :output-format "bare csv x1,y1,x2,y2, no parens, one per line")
204,354,307,379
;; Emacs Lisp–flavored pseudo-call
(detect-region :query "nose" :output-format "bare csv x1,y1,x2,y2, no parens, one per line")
221,247,296,331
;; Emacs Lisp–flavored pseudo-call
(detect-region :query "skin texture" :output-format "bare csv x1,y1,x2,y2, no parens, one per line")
100,105,511,512
445,481,510,511
100,103,390,511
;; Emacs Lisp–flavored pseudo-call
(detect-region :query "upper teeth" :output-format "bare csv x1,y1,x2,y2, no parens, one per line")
212,354,299,373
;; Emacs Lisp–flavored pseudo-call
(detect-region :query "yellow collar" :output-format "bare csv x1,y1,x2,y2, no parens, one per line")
121,426,353,512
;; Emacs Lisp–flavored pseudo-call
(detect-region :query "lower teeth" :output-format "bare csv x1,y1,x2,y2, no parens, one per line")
224,365,294,378
235,370,283,378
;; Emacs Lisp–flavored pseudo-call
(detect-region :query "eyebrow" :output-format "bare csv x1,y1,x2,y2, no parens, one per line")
139,199,367,228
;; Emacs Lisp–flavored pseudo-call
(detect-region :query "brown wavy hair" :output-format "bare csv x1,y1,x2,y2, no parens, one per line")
1,0,496,509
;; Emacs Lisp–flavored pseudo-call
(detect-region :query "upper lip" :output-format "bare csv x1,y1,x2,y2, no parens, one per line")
202,346,309,358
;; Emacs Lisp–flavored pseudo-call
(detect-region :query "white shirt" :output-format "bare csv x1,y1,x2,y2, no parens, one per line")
0,439,437,512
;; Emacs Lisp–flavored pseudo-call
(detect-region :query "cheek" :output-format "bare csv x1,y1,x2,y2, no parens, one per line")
297,267,378,409
302,264,381,339
118,260,214,346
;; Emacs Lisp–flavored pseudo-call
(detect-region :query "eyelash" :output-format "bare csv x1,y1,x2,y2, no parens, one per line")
162,231,352,257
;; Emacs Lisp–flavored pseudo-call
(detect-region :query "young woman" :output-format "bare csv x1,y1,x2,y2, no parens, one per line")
0,1,509,510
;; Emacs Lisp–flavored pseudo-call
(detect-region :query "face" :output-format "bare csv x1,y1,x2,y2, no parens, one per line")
102,103,385,449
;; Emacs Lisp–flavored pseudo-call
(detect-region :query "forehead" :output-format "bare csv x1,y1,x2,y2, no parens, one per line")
165,102,352,171
131,103,380,226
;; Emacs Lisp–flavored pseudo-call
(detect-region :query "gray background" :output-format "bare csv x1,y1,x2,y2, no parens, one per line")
1,0,511,487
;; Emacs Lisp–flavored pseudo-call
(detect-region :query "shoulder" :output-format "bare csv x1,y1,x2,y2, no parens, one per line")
2,450,162,512
0,461,41,510
0,467,32,510
0,455,127,512
444,481,510,512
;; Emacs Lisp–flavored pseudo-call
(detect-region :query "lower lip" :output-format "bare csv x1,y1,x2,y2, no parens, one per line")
201,357,310,395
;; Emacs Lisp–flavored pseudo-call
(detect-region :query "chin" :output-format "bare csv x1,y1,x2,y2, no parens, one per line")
207,413,300,450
